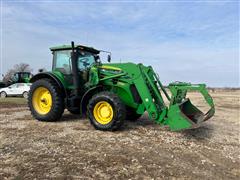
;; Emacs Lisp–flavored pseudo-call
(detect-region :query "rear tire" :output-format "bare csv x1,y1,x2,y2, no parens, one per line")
0,91,7,98
87,91,126,131
28,79,64,122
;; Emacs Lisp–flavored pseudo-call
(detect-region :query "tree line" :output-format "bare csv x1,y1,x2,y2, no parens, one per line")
1,63,46,83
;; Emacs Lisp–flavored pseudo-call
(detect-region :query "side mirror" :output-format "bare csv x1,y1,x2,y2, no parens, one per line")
107,55,111,62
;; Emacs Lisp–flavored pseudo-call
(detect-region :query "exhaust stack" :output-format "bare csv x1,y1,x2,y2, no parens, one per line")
71,41,81,96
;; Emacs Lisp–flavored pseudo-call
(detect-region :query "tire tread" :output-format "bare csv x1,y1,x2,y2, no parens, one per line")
28,78,64,121
87,91,126,131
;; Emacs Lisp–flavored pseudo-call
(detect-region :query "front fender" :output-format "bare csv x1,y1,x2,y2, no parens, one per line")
80,86,103,115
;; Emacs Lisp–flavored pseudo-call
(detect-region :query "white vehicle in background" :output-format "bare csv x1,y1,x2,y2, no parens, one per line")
0,83,31,98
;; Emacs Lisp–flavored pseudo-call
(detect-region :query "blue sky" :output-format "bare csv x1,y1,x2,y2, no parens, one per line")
1,1,239,87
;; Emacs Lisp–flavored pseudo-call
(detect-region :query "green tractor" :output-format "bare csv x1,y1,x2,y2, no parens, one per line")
0,72,32,88
28,42,215,131
11,72,32,84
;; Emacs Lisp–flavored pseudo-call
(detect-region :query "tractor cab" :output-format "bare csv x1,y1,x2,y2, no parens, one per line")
12,72,32,83
50,44,101,89
51,45,100,72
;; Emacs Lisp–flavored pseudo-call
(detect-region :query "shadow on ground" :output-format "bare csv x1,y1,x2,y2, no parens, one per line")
57,113,214,141
181,124,214,140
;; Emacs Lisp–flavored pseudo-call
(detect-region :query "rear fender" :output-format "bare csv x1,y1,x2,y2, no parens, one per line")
30,72,67,97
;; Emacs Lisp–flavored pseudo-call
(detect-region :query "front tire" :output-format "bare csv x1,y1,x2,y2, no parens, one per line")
28,79,64,121
22,91,28,99
87,91,126,131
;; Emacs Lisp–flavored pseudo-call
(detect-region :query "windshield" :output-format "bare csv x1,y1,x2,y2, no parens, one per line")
78,51,95,70
9,84,17,88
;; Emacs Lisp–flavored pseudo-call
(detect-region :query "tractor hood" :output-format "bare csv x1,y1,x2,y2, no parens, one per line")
99,65,123,72
100,62,148,78
94,64,128,83
99,63,147,75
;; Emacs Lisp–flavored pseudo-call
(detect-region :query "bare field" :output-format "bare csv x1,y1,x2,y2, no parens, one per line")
0,91,239,179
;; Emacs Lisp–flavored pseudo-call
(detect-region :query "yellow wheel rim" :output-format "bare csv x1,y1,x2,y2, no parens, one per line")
93,101,113,125
32,87,52,115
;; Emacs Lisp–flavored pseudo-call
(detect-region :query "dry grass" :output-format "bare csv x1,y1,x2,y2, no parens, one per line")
0,90,239,179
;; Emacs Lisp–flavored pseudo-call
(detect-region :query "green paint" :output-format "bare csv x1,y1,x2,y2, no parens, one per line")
96,63,215,131
32,44,215,131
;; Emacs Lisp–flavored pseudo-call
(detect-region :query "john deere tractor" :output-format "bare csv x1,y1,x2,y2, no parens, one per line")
28,42,215,131
0,72,32,88
12,72,32,83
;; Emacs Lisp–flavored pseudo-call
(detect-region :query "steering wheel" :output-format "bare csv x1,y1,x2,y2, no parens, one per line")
79,58,90,68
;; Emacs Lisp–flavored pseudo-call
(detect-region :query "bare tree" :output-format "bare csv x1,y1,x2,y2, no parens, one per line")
2,69,15,83
2,63,32,83
13,63,32,72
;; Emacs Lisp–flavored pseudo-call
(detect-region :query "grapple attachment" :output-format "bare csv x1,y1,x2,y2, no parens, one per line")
165,82,215,131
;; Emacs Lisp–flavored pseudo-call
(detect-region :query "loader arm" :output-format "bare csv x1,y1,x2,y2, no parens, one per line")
132,64,168,122
124,64,215,131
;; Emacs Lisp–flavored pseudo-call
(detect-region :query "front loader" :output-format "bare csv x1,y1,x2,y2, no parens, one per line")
28,42,215,131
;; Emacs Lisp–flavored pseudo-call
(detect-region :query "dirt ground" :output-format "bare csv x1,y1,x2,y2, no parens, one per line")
0,90,239,179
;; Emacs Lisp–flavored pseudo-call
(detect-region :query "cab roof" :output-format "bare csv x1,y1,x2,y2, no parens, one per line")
50,44,100,54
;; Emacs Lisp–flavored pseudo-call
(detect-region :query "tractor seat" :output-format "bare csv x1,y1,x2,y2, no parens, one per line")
80,70,89,82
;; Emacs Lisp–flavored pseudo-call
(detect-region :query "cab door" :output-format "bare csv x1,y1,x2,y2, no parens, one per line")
7,84,18,95
77,51,96,83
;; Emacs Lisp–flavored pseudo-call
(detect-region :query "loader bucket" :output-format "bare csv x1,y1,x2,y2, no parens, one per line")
166,99,214,131
165,83,215,131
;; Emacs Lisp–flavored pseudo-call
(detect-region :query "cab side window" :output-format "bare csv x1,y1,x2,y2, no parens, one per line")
17,83,24,88
9,84,17,88
12,73,19,81
53,50,72,74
